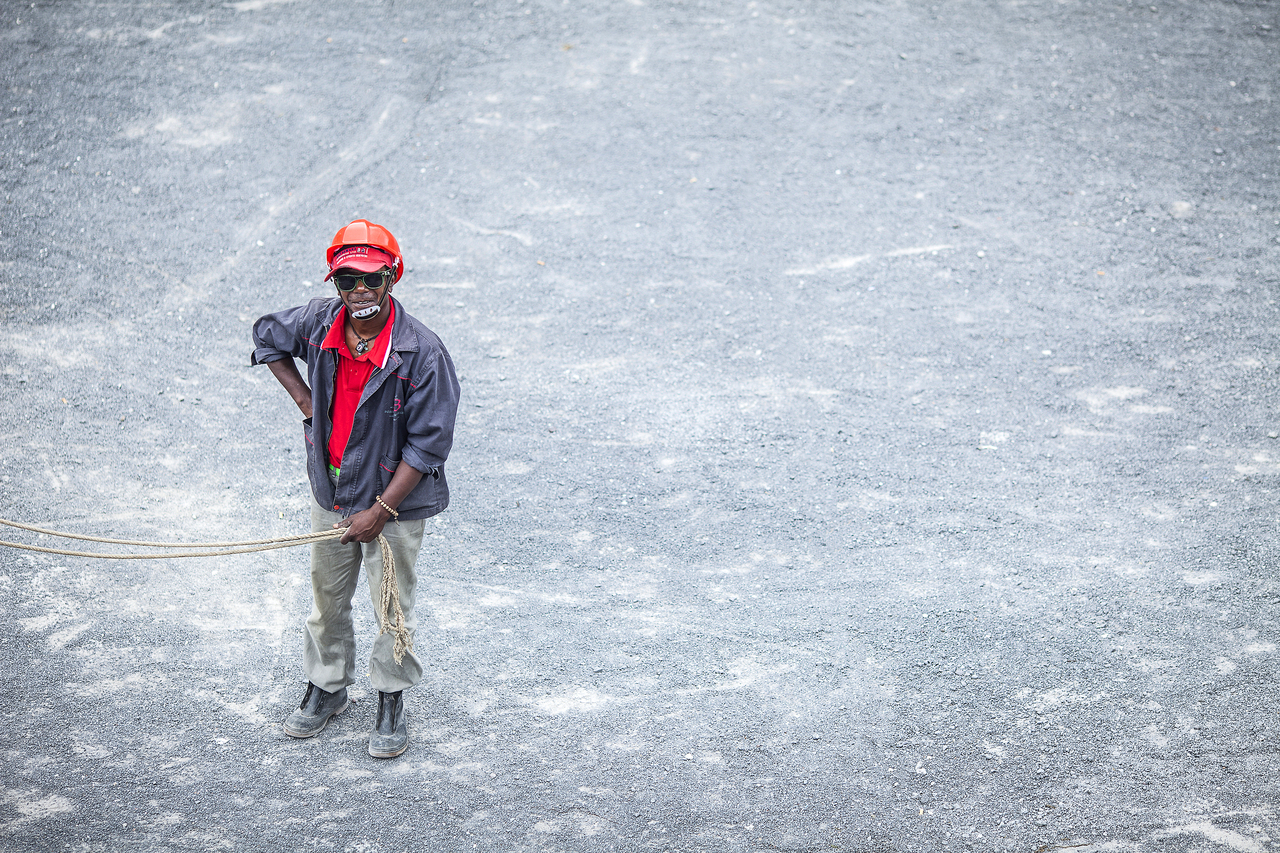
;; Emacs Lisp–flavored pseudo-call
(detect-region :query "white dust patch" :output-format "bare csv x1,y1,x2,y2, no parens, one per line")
429,583,587,630
978,430,1010,449
788,253,873,273
0,787,75,828
1027,686,1088,713
48,623,91,650
519,200,600,217
1058,425,1119,438
206,691,274,727
451,216,534,246
1234,451,1280,476
327,760,376,781
430,600,480,630
1143,724,1170,749
69,732,112,760
565,356,635,379
536,687,615,714
784,244,952,275
1074,386,1154,412
530,655,796,715
630,42,650,74
1140,503,1179,521
141,812,185,829
533,812,612,836
149,110,239,147
1131,658,1177,674
736,375,840,407
2,325,113,370
142,22,178,39
70,672,147,699
18,613,61,632
712,655,795,692
188,590,291,636
228,0,298,11
1157,822,1265,853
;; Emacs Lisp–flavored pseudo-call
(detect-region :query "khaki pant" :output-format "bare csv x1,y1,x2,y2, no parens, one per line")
304,498,427,693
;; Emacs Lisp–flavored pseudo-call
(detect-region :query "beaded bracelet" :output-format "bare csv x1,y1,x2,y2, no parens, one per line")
375,495,399,520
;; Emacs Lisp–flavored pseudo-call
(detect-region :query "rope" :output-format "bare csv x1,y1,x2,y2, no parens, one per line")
374,533,410,665
0,517,345,549
0,527,345,559
0,517,413,664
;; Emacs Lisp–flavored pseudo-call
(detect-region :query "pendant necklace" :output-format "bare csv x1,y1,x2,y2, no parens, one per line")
353,332,374,355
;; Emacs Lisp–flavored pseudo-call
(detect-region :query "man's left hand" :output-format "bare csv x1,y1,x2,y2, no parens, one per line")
335,506,388,544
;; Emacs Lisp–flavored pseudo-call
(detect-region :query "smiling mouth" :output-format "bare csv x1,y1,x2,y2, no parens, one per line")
350,299,382,319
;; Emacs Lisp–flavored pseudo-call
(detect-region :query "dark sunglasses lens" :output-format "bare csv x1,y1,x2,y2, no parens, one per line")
334,273,386,291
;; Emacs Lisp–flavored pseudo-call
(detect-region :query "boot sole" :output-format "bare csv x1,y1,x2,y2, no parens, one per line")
283,699,350,739
368,738,409,759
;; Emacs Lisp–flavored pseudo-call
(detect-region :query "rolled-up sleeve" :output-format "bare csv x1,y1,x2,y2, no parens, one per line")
250,300,326,366
399,341,461,473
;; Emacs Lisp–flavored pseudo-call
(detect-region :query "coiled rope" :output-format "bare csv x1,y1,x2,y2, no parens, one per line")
0,517,412,663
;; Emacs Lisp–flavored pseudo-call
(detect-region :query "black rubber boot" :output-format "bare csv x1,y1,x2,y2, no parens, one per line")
368,690,409,758
283,682,349,738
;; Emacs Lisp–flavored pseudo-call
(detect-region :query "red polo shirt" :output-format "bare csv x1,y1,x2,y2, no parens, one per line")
319,302,395,471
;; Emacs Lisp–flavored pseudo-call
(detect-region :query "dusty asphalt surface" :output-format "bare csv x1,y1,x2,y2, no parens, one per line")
2,0,1279,851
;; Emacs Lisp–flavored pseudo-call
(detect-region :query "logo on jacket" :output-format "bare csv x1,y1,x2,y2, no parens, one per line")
386,397,403,421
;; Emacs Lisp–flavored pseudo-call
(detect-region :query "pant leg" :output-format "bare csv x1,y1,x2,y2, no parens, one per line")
303,499,364,692
362,515,427,693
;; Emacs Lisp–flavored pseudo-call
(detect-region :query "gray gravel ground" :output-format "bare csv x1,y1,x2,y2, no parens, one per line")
1,0,1278,851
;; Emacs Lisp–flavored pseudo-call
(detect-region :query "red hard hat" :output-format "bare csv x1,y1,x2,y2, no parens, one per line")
326,219,404,283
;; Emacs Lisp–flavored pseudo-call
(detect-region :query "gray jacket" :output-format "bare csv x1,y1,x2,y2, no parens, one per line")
251,296,460,520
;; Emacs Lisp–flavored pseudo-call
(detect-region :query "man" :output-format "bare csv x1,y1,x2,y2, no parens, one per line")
251,219,460,758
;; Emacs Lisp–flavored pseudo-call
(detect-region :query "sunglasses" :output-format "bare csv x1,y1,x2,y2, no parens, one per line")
333,271,391,292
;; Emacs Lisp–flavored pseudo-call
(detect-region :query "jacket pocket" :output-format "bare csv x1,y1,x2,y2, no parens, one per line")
302,417,315,471
377,455,399,494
